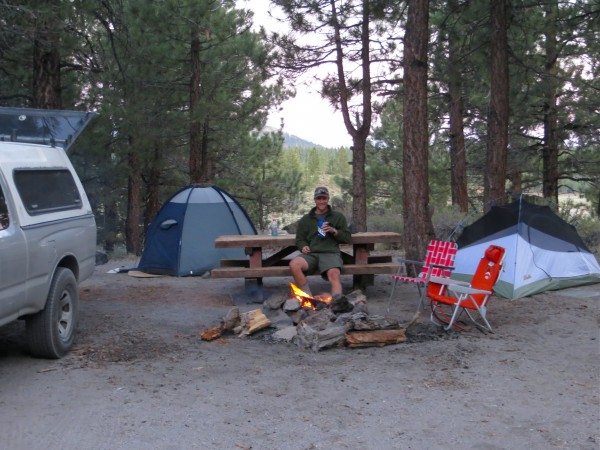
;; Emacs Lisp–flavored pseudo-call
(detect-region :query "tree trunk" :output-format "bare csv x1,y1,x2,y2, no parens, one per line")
189,25,203,184
32,9,61,109
402,0,434,262
542,0,559,205
351,137,368,232
126,147,142,255
200,118,214,183
483,0,510,210
331,0,372,232
144,144,162,233
508,171,522,198
103,198,118,253
447,0,468,213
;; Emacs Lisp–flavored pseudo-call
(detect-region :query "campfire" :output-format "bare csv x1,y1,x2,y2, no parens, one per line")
289,283,331,310
200,284,411,351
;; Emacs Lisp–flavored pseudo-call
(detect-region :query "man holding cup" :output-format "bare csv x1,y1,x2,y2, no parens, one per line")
289,186,351,299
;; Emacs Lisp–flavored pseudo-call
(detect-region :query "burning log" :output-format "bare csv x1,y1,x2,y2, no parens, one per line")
289,283,331,310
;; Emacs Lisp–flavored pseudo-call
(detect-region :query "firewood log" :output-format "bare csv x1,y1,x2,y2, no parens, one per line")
239,309,272,335
200,325,222,341
222,307,241,331
345,329,407,348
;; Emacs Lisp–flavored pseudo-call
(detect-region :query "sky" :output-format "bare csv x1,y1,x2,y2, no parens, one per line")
238,0,353,148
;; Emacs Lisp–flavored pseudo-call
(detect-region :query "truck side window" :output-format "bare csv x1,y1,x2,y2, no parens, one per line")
0,185,8,230
13,169,82,215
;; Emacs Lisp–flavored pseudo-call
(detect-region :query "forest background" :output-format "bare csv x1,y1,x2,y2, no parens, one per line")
0,0,598,261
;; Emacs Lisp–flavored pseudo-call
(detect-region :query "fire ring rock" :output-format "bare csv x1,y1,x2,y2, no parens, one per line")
329,295,354,314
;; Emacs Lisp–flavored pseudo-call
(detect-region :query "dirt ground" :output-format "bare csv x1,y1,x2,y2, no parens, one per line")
0,257,598,450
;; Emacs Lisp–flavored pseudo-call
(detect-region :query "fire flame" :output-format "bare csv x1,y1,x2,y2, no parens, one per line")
289,283,332,310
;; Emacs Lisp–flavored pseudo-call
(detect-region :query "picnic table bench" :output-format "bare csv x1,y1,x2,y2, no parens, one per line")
211,232,401,290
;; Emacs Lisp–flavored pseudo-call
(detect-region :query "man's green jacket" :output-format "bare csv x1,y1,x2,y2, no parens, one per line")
295,206,351,254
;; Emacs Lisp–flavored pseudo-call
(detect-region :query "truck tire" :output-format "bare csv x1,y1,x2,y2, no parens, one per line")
26,267,79,359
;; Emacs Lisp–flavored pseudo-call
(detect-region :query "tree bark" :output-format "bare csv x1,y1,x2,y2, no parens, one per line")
483,0,510,210
189,25,203,184
126,147,142,255
402,0,434,262
331,0,372,232
200,118,214,182
508,171,522,197
447,0,468,212
32,7,61,109
144,144,162,233
542,0,560,205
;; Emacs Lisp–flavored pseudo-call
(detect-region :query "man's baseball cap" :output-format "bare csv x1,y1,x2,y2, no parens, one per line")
314,186,329,198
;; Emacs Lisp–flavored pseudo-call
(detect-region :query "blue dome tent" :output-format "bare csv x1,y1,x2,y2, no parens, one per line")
138,185,257,276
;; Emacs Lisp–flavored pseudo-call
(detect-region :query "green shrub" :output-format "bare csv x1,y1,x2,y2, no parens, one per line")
367,209,402,233
432,205,468,241
573,217,600,259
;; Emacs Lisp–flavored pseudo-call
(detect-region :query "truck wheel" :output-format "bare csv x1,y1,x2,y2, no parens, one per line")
26,267,79,359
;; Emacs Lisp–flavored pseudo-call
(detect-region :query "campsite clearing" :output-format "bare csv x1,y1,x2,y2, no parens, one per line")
0,257,598,449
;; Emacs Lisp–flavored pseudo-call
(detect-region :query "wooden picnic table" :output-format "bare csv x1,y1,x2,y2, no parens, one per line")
211,231,401,290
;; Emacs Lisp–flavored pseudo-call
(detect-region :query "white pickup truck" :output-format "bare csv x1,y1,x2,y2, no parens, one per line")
0,107,97,358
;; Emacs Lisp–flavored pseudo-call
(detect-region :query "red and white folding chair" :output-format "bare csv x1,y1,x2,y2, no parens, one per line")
387,240,457,312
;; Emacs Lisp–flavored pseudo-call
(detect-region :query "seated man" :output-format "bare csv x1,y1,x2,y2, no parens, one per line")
289,186,351,299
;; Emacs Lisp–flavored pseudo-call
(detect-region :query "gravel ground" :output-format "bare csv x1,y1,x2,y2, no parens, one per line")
0,257,598,450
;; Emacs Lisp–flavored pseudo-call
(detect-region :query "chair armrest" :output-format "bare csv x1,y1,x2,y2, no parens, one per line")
447,284,491,296
428,275,453,284
394,257,423,266
429,275,467,284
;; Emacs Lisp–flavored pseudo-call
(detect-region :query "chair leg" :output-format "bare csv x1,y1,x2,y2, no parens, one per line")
415,285,427,311
444,304,464,331
430,301,466,331
386,278,400,312
465,304,493,333
387,273,425,314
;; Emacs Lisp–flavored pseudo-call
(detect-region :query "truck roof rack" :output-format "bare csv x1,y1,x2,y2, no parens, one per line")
0,107,96,152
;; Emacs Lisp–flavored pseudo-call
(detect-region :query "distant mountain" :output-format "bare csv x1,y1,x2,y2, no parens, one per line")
283,133,324,149
262,126,324,149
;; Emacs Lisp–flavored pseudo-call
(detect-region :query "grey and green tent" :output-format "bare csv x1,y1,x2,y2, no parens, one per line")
453,198,600,299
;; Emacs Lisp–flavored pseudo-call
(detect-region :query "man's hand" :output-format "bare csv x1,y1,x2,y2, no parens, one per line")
301,245,311,254
323,222,337,236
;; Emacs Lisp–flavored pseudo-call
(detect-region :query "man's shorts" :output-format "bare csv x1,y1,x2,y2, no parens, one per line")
299,253,343,279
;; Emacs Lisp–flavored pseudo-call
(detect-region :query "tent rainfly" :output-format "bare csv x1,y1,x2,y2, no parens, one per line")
453,198,600,299
138,185,257,276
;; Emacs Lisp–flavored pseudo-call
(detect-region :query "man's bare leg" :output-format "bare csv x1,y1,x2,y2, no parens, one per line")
289,256,312,295
326,267,342,298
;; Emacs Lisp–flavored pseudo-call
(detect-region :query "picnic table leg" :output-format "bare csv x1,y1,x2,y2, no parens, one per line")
244,277,264,302
245,247,265,302
353,244,374,290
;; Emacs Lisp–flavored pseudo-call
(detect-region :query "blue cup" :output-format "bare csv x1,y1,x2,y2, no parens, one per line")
317,218,326,239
